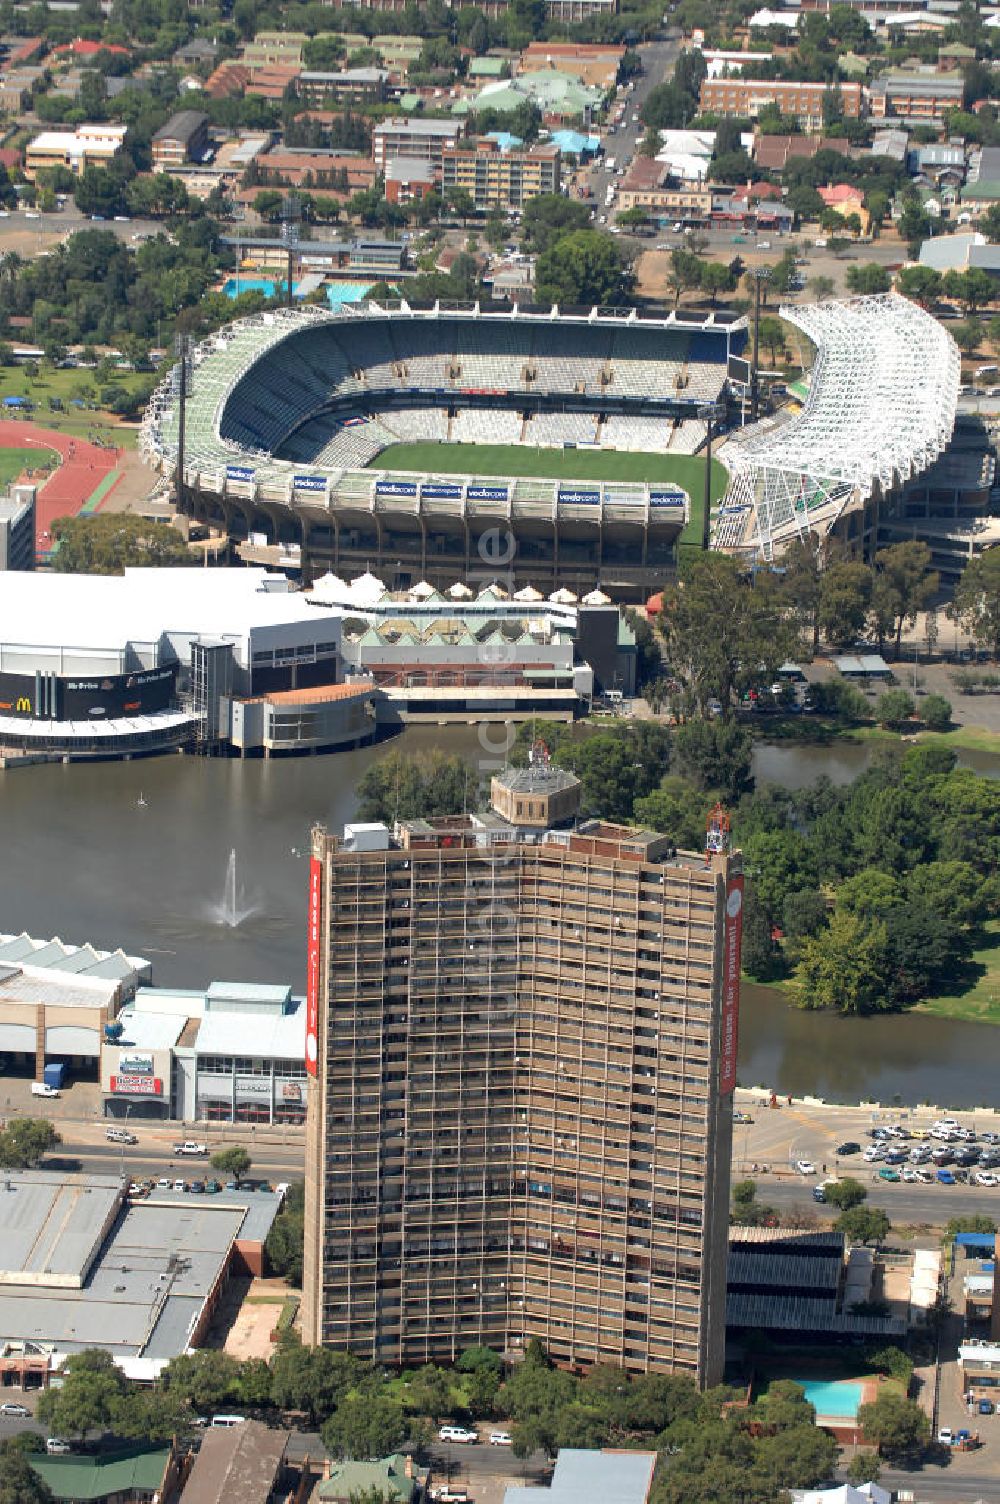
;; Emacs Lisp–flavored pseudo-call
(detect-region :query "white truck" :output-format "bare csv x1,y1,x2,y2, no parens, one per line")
173,1140,208,1156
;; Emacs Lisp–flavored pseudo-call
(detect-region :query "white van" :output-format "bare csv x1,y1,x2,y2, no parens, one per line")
31,1082,60,1098
211,1415,246,1429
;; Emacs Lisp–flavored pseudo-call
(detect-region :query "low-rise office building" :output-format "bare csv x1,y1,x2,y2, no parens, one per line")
698,78,862,129
0,485,34,571
24,123,128,179
869,70,964,121
373,117,463,171
441,138,560,210
103,979,310,1125
297,68,388,104
152,110,210,171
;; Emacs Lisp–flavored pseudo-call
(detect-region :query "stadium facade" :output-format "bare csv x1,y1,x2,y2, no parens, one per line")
141,301,745,600
716,294,961,561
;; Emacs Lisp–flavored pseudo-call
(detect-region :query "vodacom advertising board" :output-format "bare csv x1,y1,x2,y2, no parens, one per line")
719,874,744,1095
305,855,322,1078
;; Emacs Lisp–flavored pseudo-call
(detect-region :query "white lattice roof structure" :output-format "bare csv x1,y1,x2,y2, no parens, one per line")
715,294,960,559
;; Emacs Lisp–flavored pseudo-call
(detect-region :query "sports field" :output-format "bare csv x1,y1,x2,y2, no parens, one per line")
0,444,57,487
369,442,728,550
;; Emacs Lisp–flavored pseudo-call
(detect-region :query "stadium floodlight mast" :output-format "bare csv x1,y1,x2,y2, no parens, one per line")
282,193,301,312
172,333,191,513
697,401,725,551
749,266,772,423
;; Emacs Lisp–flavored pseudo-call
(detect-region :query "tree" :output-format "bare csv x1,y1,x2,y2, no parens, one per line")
847,1451,882,1486
266,1180,304,1286
823,1177,867,1209
0,1446,53,1504
818,561,872,647
949,549,1000,659
163,1349,241,1414
357,749,480,823
0,1118,60,1169
875,688,916,729
271,1335,362,1426
521,194,591,253
779,535,824,650
659,553,795,720
872,540,939,658
535,230,629,307
673,719,754,802
794,909,889,1015
845,263,891,296
51,515,190,574
807,274,835,301
897,264,941,307
405,1365,454,1424
211,1146,251,1184
757,315,786,367
920,693,952,731
836,1205,891,1246
856,1392,929,1461
740,884,781,981
322,1396,408,1461
782,889,828,943
36,1350,124,1441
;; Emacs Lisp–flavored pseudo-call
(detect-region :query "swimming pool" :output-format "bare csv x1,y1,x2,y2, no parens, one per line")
325,281,374,306
223,277,294,299
797,1380,864,1419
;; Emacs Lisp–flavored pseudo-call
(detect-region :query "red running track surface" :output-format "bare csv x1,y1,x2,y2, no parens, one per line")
0,420,120,553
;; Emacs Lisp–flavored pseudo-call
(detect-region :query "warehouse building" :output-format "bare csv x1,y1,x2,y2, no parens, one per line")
0,1172,282,1387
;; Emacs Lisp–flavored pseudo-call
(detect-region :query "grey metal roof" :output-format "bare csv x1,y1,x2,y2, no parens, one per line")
494,764,581,795
728,1251,843,1290
726,1292,905,1335
153,110,209,143
0,1173,121,1285
504,1450,656,1504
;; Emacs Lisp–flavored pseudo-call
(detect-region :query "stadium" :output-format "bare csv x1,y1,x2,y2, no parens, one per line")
141,300,745,600
717,293,961,562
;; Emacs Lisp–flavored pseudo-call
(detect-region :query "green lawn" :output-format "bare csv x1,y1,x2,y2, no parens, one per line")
912,920,1000,1026
368,440,727,551
0,445,56,486
0,365,149,448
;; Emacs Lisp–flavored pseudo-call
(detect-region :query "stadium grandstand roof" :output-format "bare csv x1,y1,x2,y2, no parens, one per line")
140,301,744,531
715,293,959,560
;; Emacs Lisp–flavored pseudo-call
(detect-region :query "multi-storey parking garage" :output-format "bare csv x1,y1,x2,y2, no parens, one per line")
715,294,960,561
141,301,745,599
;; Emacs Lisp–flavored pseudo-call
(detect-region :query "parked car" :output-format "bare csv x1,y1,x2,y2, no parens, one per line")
205,1180,221,1194
173,1141,208,1156
974,1172,999,1187
884,1150,908,1165
795,1160,815,1175
489,1431,513,1446
878,1168,900,1182
863,1146,885,1163
439,1426,478,1444
733,1111,753,1124
106,1127,137,1144
902,1167,921,1183
188,1181,205,1194
916,1168,936,1183
0,1403,30,1417
836,1141,861,1156
979,1399,995,1415
936,1170,957,1185
46,1440,71,1455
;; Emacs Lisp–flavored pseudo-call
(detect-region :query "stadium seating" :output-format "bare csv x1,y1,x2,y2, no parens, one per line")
451,408,522,444
600,414,672,452
524,411,600,447
668,420,708,455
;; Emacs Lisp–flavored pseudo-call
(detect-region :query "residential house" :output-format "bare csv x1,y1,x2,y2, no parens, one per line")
818,182,870,232
318,1454,426,1503
752,132,850,170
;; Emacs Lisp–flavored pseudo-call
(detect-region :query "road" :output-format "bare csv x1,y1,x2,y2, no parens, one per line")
763,1175,1000,1224
589,36,682,223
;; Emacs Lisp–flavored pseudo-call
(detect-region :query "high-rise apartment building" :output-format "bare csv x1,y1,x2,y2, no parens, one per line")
302,777,742,1384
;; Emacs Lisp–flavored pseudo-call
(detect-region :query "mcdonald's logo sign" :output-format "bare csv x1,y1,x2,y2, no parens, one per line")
15,697,31,713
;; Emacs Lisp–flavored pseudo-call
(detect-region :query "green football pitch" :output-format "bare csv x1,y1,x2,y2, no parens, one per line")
369,442,728,550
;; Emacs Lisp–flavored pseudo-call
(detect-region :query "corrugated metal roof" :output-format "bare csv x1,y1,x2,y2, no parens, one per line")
195,1003,305,1059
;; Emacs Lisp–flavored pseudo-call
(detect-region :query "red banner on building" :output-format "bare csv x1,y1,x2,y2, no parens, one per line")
719,874,744,1096
110,1075,162,1096
305,854,322,1078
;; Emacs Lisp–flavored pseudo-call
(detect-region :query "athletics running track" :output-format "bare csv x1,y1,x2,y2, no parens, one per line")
0,420,122,558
